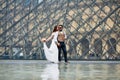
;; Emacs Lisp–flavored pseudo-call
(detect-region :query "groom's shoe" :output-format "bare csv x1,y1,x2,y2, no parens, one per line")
65,61,70,64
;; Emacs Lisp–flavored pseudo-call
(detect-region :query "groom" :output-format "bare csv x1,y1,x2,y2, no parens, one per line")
57,25,68,63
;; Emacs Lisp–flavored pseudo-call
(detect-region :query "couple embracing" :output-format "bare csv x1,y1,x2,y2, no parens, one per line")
41,25,68,63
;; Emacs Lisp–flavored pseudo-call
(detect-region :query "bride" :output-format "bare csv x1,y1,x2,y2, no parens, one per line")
41,26,60,63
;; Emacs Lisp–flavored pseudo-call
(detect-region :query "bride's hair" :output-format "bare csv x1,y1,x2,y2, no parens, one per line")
53,25,58,32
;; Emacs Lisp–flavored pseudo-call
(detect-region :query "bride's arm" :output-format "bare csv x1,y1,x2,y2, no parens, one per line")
46,33,54,42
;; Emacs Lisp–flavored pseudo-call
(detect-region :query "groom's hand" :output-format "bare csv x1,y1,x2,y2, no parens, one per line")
57,42,60,47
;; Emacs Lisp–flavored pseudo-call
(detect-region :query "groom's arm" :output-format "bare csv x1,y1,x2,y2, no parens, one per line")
64,31,67,39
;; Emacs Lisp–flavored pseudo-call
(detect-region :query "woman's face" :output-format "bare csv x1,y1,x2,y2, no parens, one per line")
57,26,60,31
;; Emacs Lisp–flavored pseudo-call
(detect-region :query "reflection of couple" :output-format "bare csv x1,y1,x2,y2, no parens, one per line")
41,64,59,80
41,25,68,63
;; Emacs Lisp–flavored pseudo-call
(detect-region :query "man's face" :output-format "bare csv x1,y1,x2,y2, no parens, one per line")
59,26,63,31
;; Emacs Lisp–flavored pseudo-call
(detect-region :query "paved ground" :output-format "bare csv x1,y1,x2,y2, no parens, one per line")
0,60,120,80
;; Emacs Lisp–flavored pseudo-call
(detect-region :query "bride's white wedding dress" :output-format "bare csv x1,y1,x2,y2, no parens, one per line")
43,32,58,63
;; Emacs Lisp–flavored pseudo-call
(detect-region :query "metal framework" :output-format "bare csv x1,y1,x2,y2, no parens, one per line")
0,0,120,60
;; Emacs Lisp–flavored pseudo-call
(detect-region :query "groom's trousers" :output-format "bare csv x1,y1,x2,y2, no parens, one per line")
58,41,68,62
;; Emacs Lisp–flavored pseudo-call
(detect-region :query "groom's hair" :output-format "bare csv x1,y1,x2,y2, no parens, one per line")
59,25,63,28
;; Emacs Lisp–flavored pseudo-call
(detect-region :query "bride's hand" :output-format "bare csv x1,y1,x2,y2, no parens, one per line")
41,38,46,42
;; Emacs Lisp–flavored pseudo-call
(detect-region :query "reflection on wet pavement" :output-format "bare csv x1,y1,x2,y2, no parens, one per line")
41,63,59,80
0,60,120,80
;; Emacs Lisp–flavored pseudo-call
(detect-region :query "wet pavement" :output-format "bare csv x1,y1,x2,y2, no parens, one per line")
0,60,120,80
